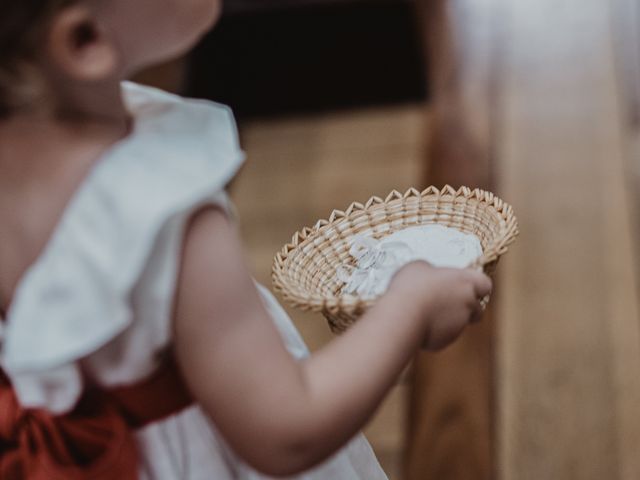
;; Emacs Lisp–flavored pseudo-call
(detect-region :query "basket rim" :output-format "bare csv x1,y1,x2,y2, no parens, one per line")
272,185,519,316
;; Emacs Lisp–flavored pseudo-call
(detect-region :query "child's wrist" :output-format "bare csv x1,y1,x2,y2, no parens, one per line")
386,264,436,321
388,262,433,299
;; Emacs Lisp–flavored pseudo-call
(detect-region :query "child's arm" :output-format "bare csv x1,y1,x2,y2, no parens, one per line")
173,207,491,476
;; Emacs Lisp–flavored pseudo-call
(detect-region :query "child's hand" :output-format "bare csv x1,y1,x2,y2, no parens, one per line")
388,262,492,351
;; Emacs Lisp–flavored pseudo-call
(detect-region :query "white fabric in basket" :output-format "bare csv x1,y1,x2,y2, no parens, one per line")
338,225,483,298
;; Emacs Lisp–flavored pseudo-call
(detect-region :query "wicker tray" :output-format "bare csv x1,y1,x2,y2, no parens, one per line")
272,186,519,333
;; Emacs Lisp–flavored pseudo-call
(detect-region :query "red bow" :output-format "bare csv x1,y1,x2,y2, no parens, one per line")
0,358,193,479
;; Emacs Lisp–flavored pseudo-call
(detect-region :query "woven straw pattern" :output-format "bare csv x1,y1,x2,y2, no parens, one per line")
272,186,519,333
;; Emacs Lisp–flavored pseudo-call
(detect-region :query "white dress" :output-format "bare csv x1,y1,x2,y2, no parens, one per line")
0,83,388,480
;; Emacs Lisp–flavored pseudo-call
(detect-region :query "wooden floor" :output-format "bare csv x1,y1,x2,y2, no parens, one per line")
230,105,427,479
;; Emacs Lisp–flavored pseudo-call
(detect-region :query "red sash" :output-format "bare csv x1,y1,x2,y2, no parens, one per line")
0,357,193,479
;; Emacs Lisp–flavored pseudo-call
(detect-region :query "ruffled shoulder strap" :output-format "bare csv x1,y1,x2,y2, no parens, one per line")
0,83,245,412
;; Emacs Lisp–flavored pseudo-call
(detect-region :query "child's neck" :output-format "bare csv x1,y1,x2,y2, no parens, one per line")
0,80,130,182
50,78,129,126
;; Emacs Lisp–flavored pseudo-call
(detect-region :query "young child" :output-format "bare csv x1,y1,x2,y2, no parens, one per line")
0,1,492,478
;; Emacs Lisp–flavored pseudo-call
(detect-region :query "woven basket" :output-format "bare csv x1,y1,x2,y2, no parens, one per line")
272,185,519,333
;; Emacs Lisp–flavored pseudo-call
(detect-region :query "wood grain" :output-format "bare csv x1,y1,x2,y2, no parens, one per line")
496,0,640,478
612,0,640,127
407,0,503,478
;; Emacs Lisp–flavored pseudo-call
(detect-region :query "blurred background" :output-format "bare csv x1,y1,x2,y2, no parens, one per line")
137,0,640,479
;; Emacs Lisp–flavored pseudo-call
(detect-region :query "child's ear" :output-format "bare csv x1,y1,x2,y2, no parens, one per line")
46,5,119,81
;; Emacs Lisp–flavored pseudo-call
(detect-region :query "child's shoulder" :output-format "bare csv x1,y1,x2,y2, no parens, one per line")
123,82,239,143
90,83,246,234
117,82,245,183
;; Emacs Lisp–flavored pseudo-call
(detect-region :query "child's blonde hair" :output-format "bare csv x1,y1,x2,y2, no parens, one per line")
0,0,77,116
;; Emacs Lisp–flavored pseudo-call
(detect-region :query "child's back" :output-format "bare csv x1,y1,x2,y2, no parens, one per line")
0,114,125,309
0,1,491,479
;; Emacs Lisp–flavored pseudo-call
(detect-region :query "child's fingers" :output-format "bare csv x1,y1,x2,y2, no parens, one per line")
466,269,493,298
469,295,488,323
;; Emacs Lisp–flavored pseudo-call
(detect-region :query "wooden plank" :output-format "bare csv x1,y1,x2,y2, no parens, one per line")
614,0,640,309
605,2,640,479
612,0,640,127
603,136,640,480
407,0,503,478
496,0,640,478
406,314,494,479
416,0,504,190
